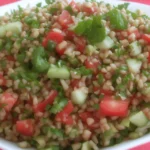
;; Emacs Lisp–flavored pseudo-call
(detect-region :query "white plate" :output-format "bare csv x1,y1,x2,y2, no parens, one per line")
0,0,150,150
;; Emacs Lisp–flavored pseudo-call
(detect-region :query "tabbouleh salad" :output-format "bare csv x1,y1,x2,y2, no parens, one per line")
0,0,150,150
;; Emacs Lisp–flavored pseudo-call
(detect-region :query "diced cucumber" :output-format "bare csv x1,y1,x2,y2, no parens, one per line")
129,132,140,139
129,41,142,56
121,118,130,128
0,26,6,38
127,59,142,74
103,123,117,140
47,65,70,79
81,141,91,150
0,22,22,38
129,111,148,127
142,83,150,97
96,36,114,50
71,88,87,105
85,45,97,56
40,145,60,150
34,136,46,148
70,128,79,138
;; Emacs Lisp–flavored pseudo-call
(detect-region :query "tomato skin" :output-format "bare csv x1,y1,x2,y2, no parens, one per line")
70,1,80,11
74,36,86,53
0,92,17,112
100,96,129,117
58,10,73,29
16,119,34,136
64,29,75,40
56,101,74,125
148,52,150,63
128,29,141,39
42,31,64,47
84,58,100,73
142,34,150,43
56,44,66,56
0,74,6,86
70,79,81,88
33,90,58,113
82,4,98,14
79,112,99,130
100,89,113,95
6,55,15,61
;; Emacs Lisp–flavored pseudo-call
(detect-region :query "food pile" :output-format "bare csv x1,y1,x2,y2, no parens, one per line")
0,0,150,149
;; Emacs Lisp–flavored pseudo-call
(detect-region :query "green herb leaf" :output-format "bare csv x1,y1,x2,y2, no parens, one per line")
74,66,93,76
45,0,55,4
50,128,64,137
36,2,42,7
74,15,106,44
47,40,56,52
108,9,128,30
50,97,68,114
97,74,104,85
32,46,49,73
118,3,129,10
93,104,99,110
50,7,59,14
65,6,74,15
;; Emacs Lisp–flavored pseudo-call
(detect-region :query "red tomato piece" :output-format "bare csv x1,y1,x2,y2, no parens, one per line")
64,29,75,40
100,89,113,95
79,111,99,130
70,0,80,11
33,90,58,113
0,92,18,112
55,101,74,125
58,10,73,28
16,119,34,136
6,55,15,61
148,52,150,63
85,58,100,73
42,31,64,47
56,44,66,56
74,36,86,53
100,96,129,117
142,34,150,43
0,74,6,86
70,79,81,88
82,4,98,14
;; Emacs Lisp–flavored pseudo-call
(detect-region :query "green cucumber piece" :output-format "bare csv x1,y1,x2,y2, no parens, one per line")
129,111,148,127
81,141,91,150
85,45,97,56
96,36,114,50
121,118,130,128
0,22,22,38
71,88,87,105
47,65,70,79
127,59,142,74
129,41,141,56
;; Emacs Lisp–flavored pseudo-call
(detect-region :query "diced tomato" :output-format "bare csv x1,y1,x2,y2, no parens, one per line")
85,57,100,73
74,36,86,53
0,74,6,86
142,34,150,43
79,111,99,130
6,55,15,61
16,119,34,136
148,52,150,63
42,31,64,47
70,79,81,88
100,89,113,95
128,29,141,39
100,96,129,117
82,4,98,14
70,0,80,11
33,90,58,113
58,10,74,29
64,29,75,40
0,92,18,112
55,44,66,56
56,101,74,125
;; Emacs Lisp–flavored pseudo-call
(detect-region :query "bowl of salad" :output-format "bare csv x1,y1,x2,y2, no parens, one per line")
0,0,150,150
